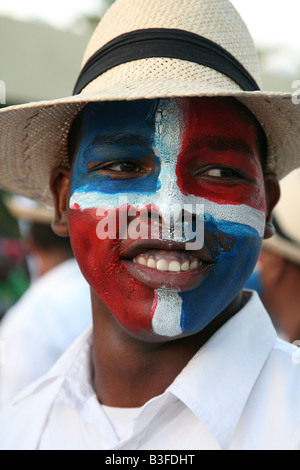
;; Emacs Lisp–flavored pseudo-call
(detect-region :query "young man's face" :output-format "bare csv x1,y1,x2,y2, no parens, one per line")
68,97,267,340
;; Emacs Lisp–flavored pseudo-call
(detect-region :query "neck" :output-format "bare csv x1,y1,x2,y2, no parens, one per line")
91,289,247,408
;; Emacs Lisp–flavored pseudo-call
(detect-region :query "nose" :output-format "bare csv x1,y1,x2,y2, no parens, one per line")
158,169,184,224
146,198,204,249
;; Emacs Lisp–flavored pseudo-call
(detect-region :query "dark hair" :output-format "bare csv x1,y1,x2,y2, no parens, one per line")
31,222,73,256
256,124,268,173
68,110,83,167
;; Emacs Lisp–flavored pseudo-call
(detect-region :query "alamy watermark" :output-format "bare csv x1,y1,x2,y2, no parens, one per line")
95,199,205,250
0,80,6,105
292,80,300,105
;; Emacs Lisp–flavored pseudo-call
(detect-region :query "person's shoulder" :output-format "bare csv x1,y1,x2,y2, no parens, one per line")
0,375,64,450
271,337,300,369
266,339,300,448
0,326,93,450
40,258,87,287
265,338,300,385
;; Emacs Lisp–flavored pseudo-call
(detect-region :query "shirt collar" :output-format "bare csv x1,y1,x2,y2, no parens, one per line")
11,326,94,408
56,327,95,407
168,291,277,449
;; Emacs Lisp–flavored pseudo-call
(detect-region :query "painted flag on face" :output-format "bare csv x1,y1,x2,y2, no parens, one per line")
69,97,266,337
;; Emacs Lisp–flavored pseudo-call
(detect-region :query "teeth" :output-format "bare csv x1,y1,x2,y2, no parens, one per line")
147,258,157,269
157,259,169,272
169,261,181,272
190,260,199,270
133,256,202,273
181,261,190,272
136,256,147,266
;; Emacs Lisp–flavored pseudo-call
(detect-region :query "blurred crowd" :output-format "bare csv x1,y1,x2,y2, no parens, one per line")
0,238,29,320
0,192,29,320
246,169,300,343
0,193,92,407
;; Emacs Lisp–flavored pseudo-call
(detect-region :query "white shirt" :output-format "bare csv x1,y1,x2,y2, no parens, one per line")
1,291,300,450
102,406,142,441
0,258,92,407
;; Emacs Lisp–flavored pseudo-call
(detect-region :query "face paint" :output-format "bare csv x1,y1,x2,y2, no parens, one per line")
69,97,266,339
245,268,264,298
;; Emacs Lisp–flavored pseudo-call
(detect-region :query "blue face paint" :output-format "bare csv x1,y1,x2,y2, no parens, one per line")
71,101,161,197
179,217,262,334
245,268,264,298
69,97,267,340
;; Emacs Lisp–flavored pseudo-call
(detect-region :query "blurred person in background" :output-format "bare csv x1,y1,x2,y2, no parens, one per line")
0,239,29,319
0,196,92,407
246,170,300,342
0,191,29,319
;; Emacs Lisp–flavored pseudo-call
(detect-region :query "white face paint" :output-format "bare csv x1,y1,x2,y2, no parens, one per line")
70,98,265,237
69,97,267,338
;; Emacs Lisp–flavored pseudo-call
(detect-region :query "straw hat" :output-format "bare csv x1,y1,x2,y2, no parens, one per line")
4,195,54,225
0,0,299,206
263,170,300,265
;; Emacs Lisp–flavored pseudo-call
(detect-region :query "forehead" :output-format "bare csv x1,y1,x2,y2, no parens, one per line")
76,96,262,152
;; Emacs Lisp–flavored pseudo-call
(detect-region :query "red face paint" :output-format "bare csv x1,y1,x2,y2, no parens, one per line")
69,207,156,334
176,97,266,213
69,97,267,339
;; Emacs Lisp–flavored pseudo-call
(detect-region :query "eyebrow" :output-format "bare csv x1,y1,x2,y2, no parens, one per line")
83,133,153,157
188,135,256,156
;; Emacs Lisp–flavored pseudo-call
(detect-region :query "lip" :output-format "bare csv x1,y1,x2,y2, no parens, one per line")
124,260,212,291
121,239,214,291
121,238,214,263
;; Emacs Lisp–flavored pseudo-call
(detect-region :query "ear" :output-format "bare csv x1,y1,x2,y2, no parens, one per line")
50,166,71,237
263,174,281,240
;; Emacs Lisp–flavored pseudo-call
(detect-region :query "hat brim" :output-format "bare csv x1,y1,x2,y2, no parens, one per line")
0,76,299,206
263,235,300,266
3,196,55,225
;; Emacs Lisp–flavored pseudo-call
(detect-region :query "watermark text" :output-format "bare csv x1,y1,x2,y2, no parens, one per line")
96,200,205,250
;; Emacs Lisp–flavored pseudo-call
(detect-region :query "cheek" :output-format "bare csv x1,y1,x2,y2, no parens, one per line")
68,207,121,288
68,207,156,335
179,218,263,334
207,219,263,309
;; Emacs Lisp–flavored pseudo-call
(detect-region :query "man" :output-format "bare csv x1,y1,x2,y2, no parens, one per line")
248,170,300,342
0,0,300,450
0,197,92,406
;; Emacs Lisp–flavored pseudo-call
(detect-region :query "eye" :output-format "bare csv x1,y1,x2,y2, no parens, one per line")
205,167,242,178
102,161,143,173
88,159,147,177
193,165,246,180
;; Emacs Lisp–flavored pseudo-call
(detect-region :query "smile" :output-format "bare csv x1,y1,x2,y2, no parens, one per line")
133,251,201,273
121,240,214,291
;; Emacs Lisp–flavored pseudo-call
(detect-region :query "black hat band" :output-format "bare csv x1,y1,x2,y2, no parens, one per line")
73,28,260,95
